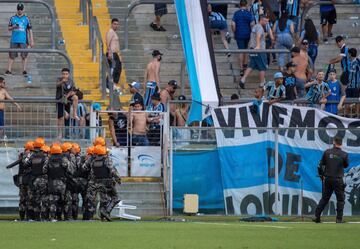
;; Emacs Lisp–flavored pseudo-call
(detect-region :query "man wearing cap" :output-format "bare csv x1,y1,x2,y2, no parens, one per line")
129,82,144,108
106,18,122,85
5,3,34,76
161,80,178,124
143,50,162,109
147,93,165,146
263,72,286,105
283,62,297,100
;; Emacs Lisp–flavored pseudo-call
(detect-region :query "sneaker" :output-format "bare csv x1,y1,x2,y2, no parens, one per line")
239,80,245,89
150,22,158,31
312,217,321,223
5,70,12,75
158,26,166,32
226,52,231,58
323,38,329,44
329,32,333,37
225,32,231,44
22,71,27,76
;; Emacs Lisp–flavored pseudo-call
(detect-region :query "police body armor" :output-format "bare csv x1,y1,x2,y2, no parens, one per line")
78,156,90,179
30,151,45,177
91,156,111,180
48,155,66,180
17,153,31,186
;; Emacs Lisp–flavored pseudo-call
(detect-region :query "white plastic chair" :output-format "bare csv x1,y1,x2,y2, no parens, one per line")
111,201,141,221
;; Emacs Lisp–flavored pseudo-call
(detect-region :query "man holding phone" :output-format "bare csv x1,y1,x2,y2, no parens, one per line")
6,3,34,76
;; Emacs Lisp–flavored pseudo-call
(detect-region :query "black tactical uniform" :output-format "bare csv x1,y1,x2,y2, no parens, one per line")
84,155,120,221
44,154,73,221
315,146,349,222
18,151,32,220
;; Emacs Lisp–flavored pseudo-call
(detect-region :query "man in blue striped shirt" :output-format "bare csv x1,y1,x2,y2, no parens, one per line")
285,0,300,32
147,93,165,146
329,36,350,85
346,48,360,98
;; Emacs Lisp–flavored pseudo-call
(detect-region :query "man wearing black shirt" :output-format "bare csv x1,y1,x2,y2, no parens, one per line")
283,62,297,100
314,136,349,223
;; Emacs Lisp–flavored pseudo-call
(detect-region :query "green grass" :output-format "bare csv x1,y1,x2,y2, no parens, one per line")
0,220,360,249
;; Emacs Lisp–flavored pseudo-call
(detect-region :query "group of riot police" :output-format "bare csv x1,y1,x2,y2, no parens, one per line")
9,136,121,222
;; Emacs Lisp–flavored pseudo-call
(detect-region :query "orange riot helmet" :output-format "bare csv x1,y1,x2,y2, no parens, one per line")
94,145,107,155
50,144,62,154
33,137,45,148
86,146,95,155
72,143,81,154
24,141,34,151
41,145,50,153
93,137,106,146
61,142,72,153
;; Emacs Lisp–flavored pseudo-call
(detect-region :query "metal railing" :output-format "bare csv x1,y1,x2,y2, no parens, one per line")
123,0,241,50
179,49,291,96
0,48,73,76
80,0,116,105
0,0,57,49
0,98,100,142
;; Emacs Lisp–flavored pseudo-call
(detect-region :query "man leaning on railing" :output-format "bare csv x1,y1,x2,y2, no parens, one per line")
0,77,21,128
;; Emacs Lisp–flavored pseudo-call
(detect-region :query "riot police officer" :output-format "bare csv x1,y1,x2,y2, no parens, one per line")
80,146,95,220
61,142,76,220
18,141,34,220
44,144,74,222
85,144,121,221
70,142,82,220
24,137,48,221
314,136,349,223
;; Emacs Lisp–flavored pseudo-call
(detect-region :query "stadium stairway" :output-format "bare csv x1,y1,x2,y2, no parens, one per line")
117,180,166,217
0,1,68,139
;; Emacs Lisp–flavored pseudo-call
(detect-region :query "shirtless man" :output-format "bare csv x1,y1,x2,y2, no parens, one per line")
130,101,155,146
161,80,178,125
106,18,122,86
0,77,21,127
291,46,311,98
143,50,162,109
175,95,188,127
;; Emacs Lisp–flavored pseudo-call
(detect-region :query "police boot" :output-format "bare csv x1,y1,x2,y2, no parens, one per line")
41,212,49,221
27,210,34,221
19,211,26,221
56,212,62,221
82,211,90,220
106,199,121,214
99,207,111,222
34,212,41,221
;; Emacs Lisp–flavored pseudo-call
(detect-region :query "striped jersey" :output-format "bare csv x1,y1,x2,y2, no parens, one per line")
209,11,226,22
264,81,286,100
286,0,300,17
348,58,360,89
305,81,330,104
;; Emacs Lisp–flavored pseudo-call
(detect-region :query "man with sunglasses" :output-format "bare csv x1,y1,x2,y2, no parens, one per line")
6,3,34,76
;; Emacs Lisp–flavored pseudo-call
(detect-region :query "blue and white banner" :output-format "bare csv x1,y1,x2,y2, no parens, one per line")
212,103,360,215
175,0,220,124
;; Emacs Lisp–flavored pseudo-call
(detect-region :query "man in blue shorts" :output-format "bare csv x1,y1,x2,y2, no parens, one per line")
320,0,337,44
325,69,344,115
239,15,269,89
0,77,22,127
143,50,162,109
6,3,34,76
231,0,255,75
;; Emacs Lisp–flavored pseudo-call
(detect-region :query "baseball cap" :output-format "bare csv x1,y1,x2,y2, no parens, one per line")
17,3,24,10
152,50,163,57
128,81,141,90
274,72,283,79
168,80,178,89
92,102,101,111
178,95,186,101
286,62,296,68
302,39,309,45
151,92,161,100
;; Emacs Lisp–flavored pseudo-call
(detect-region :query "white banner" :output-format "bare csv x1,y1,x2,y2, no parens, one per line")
110,147,129,177
131,147,161,177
